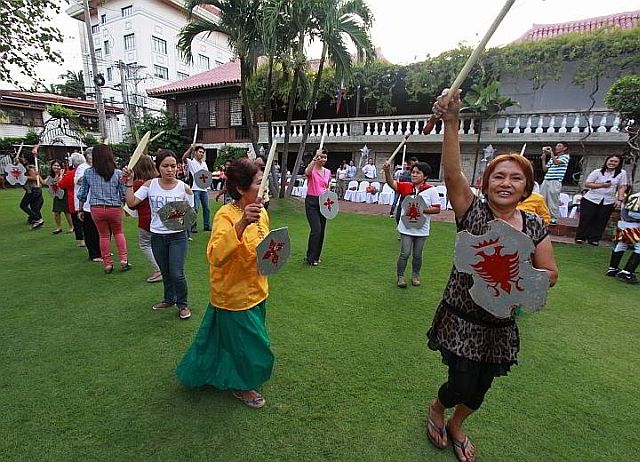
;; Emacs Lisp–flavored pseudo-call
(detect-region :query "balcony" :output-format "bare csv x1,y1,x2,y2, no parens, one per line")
257,110,627,146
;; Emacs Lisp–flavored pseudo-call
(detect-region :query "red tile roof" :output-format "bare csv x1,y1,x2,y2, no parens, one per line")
0,91,122,114
515,9,640,42
147,60,240,97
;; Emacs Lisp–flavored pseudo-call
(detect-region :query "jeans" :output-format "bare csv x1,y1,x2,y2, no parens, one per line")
390,192,401,215
91,206,128,268
192,190,211,231
151,231,188,308
139,228,160,272
305,195,327,263
20,188,43,223
397,234,426,277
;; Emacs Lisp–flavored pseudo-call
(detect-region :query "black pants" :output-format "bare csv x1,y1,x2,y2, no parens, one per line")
438,363,496,411
82,211,101,260
20,188,43,223
305,195,326,263
575,198,614,243
71,212,84,241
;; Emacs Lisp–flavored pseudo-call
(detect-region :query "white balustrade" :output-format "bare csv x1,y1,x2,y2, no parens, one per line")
524,116,533,133
597,114,607,133
535,116,545,133
571,115,581,133
548,116,556,133
513,116,521,134
558,114,568,133
501,117,510,134
611,115,620,133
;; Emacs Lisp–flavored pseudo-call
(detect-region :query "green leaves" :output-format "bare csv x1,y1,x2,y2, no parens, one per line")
0,0,64,86
605,75,640,121
461,81,518,117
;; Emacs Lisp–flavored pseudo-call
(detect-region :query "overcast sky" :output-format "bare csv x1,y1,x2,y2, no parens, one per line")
3,0,638,89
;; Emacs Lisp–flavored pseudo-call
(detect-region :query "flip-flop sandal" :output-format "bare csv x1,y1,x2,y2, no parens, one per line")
232,391,266,409
447,427,476,462
426,417,448,449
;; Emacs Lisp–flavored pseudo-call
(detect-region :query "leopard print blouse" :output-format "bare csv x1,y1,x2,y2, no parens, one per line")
428,196,548,365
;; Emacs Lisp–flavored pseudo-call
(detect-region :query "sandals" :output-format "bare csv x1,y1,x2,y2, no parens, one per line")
104,265,113,274
447,425,476,462
120,261,132,272
427,417,448,449
232,390,266,409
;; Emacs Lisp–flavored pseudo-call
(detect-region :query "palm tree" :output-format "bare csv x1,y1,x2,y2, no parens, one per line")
57,70,86,99
178,0,262,156
285,0,374,197
462,81,518,184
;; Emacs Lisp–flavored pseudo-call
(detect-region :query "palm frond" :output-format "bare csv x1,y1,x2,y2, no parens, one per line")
178,19,231,62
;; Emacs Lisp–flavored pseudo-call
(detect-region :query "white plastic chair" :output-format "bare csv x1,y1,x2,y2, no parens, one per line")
354,180,369,203
366,181,381,203
291,178,302,197
378,183,394,205
558,192,570,218
299,179,308,198
344,180,359,201
435,185,448,209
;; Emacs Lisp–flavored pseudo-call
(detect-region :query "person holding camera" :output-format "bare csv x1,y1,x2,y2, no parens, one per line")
540,143,570,225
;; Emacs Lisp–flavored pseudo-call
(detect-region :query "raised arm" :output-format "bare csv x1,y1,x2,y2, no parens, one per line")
382,161,398,192
432,90,474,218
181,144,194,163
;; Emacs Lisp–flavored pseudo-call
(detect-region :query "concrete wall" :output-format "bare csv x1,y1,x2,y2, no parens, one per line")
500,61,638,112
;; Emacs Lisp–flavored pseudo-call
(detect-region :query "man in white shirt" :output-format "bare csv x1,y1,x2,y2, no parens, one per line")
182,145,211,232
362,158,377,180
336,161,348,199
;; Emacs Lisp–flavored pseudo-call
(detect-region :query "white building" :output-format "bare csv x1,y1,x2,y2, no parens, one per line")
66,0,233,123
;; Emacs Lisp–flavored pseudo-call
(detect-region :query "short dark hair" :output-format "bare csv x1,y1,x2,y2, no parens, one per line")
481,154,535,201
226,157,259,200
92,144,116,181
413,161,431,179
194,145,205,152
558,142,569,150
155,149,178,170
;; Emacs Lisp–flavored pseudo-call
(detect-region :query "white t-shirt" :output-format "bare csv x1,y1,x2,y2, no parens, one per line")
134,178,194,234
362,164,377,179
583,169,628,205
397,187,441,237
186,158,209,192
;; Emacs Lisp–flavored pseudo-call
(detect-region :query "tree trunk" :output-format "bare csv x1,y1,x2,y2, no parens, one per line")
286,43,327,197
265,54,279,197
279,33,305,198
470,120,483,187
239,58,260,157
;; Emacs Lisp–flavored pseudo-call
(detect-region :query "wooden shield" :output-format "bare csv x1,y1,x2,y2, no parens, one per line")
157,201,197,231
4,163,27,186
454,219,550,318
401,194,427,229
193,169,212,189
44,176,65,199
319,190,339,220
256,227,290,275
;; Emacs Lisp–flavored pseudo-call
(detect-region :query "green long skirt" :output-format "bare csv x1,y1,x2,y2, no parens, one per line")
176,301,274,391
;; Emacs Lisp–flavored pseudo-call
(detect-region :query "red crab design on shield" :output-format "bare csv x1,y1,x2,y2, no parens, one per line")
454,219,549,318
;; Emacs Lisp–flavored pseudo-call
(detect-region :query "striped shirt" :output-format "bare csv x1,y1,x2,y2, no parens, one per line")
544,154,570,181
77,167,125,206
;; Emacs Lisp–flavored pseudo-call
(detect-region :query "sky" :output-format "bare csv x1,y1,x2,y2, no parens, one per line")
2,0,638,89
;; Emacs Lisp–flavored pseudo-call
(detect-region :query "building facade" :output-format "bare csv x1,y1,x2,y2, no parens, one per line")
66,0,233,120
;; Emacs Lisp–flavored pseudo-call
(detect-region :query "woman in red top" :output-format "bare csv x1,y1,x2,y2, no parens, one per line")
132,155,162,283
57,155,85,247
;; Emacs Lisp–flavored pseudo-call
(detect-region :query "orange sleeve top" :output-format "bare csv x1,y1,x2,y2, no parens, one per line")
207,204,269,310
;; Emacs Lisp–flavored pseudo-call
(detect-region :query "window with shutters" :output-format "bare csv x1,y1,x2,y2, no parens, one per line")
208,100,217,127
124,33,135,50
121,6,132,17
152,36,167,55
177,104,187,127
198,54,210,69
230,98,243,126
153,65,169,80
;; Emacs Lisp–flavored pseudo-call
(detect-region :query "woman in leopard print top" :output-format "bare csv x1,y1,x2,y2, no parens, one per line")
425,90,559,462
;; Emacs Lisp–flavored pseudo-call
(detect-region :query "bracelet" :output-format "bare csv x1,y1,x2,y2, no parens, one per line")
125,184,133,188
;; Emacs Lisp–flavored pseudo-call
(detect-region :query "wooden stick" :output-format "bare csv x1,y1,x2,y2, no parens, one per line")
401,145,406,166
519,143,527,156
150,131,165,143
127,131,151,170
14,142,24,161
258,140,277,198
422,0,516,135
192,124,198,145
319,122,328,150
386,134,410,164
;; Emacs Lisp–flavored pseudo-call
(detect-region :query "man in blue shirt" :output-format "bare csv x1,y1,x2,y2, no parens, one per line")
540,142,570,225
347,160,357,180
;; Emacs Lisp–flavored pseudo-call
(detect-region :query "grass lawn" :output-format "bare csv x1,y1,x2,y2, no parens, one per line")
0,188,638,461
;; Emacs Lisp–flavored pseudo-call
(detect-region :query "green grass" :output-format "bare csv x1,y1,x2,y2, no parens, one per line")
0,189,638,462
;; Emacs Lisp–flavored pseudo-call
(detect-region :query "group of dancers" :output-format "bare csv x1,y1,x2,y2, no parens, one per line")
11,89,640,462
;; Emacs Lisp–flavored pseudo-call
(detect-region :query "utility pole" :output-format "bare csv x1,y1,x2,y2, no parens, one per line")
118,61,139,143
82,0,107,139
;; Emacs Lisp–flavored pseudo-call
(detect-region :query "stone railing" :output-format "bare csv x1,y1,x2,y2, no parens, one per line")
257,110,625,144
